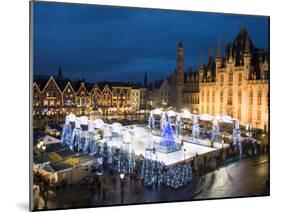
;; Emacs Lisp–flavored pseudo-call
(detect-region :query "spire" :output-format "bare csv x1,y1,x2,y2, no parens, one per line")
229,44,233,61
57,65,63,79
245,34,251,54
178,41,183,48
216,37,221,58
144,71,148,87
209,48,214,62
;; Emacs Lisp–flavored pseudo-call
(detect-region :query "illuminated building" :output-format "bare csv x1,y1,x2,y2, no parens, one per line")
199,28,269,131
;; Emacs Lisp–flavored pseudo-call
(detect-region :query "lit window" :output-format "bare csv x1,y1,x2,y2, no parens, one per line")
239,73,242,85
227,89,233,105
238,90,242,104
220,91,223,103
249,91,253,105
220,75,224,86
228,71,233,85
257,91,262,106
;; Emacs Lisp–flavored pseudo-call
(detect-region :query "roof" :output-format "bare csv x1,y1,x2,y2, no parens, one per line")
226,27,255,66
34,76,144,93
154,79,164,89
45,142,67,153
47,160,74,172
34,152,57,165
45,154,95,172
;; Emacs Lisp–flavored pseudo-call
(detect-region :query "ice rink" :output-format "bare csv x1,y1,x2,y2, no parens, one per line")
110,135,220,166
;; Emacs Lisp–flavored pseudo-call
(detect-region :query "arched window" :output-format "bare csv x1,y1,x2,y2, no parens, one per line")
249,90,253,106
238,73,242,85
228,71,233,85
238,90,242,104
257,91,262,106
212,91,215,103
207,90,210,103
227,89,233,105
220,91,224,104
257,109,261,124
220,75,224,86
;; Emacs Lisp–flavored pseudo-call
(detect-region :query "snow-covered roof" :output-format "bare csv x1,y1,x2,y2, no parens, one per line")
153,108,162,115
80,116,88,125
93,119,105,129
167,110,176,117
111,122,123,133
181,110,192,119
68,114,76,122
200,113,213,121
218,115,234,123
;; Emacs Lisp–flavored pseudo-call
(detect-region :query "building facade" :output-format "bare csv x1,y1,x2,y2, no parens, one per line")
199,28,269,131
33,75,147,117
149,28,268,131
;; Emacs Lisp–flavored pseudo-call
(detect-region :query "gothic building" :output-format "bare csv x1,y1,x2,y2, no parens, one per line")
199,28,269,131
150,27,268,131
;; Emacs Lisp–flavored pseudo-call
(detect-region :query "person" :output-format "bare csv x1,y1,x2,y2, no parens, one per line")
33,187,40,209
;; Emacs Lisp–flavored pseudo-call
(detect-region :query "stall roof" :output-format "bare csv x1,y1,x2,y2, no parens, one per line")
44,155,95,173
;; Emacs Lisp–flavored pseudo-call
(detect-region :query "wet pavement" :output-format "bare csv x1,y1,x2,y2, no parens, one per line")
194,154,269,199
37,154,269,210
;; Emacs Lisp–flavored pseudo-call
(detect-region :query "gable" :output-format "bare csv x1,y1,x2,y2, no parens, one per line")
42,77,62,94
76,84,89,96
63,82,75,94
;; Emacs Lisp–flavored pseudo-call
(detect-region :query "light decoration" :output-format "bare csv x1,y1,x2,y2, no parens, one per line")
155,120,181,153
159,121,176,146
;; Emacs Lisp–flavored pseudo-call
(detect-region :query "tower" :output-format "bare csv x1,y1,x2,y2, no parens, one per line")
176,41,185,111
176,41,184,83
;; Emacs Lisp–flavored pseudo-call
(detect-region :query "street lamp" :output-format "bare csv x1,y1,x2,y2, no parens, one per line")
119,173,125,204
183,147,187,162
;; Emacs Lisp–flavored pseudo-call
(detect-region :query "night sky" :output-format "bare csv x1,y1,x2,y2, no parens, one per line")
33,1,269,83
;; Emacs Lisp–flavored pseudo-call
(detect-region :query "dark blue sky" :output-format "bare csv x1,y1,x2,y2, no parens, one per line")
33,1,269,83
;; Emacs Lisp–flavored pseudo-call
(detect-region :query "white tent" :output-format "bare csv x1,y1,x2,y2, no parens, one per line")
200,113,213,121
153,108,162,115
80,116,89,125
111,122,123,133
181,110,192,119
167,109,177,117
93,119,105,129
